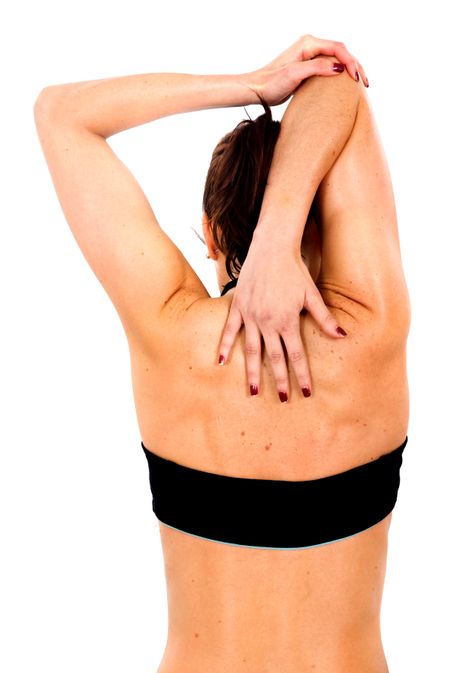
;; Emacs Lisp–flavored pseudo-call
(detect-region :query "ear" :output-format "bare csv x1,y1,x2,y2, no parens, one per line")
202,212,220,260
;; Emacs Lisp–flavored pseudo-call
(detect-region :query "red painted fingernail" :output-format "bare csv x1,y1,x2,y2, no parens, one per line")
302,387,311,398
332,63,344,72
250,385,258,396
366,79,369,87
355,71,360,82
218,354,225,365
336,326,347,336
279,391,288,403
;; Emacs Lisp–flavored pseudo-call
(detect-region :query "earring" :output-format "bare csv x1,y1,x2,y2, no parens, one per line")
206,249,219,259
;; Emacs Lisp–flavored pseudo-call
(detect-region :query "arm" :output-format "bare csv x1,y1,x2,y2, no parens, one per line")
33,72,261,352
36,72,259,136
254,55,360,249
218,55,361,400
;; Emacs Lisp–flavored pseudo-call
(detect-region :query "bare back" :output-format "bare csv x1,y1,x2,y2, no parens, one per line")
129,84,410,672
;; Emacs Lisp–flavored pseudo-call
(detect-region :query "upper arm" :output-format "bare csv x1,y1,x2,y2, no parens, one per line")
314,86,410,331
34,91,206,349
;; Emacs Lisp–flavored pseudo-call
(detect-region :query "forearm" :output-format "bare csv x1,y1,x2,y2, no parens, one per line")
35,71,259,137
253,58,361,251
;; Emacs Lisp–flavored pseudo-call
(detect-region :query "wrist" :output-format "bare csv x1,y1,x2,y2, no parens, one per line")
235,71,265,104
252,217,303,253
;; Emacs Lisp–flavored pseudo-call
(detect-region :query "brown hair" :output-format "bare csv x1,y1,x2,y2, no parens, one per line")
202,94,281,281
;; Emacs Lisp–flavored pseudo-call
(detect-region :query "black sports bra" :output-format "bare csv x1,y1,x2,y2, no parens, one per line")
141,437,408,550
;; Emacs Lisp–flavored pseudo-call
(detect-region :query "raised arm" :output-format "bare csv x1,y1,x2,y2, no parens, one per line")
255,56,360,250
218,52,362,401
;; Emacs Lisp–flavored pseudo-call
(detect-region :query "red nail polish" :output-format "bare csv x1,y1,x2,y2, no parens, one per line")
332,63,344,72
302,387,311,398
250,384,258,396
279,391,288,403
336,326,347,336
218,354,225,365
355,71,360,82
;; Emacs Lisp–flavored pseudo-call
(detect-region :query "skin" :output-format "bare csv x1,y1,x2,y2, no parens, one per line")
34,39,409,673
131,87,409,673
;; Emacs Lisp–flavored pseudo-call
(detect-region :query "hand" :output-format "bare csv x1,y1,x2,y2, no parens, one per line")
247,33,368,106
217,236,348,402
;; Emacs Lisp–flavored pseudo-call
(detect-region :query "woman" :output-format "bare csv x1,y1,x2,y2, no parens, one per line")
34,34,409,673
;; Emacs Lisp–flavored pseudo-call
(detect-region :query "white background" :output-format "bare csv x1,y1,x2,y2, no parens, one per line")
1,1,448,671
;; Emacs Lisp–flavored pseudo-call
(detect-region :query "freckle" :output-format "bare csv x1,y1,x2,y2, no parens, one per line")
189,366,192,370
306,570,310,575
141,251,144,255
191,578,195,582
339,356,343,360
217,619,222,623
241,431,245,436
264,444,271,451
194,632,199,638
330,349,334,353
145,368,149,371
363,423,367,427
355,418,360,423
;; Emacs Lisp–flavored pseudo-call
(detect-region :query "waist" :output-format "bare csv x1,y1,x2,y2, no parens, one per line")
159,618,388,673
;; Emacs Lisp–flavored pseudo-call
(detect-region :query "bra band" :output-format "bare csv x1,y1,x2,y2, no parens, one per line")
141,436,408,550
220,277,238,296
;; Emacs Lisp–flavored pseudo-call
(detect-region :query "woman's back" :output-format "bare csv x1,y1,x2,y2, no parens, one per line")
129,84,410,672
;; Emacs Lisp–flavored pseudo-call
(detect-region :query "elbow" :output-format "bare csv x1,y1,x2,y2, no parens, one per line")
33,84,74,127
34,86,62,126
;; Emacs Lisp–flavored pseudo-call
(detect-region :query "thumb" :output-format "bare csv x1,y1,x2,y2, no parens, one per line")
303,287,348,338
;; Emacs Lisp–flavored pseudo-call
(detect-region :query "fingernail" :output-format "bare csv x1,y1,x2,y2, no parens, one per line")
302,387,311,398
279,391,288,403
355,71,360,82
250,384,258,396
332,63,344,73
365,79,369,87
336,326,347,336
218,354,225,365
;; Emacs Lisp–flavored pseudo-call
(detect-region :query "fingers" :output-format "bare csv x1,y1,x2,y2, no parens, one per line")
355,60,369,87
278,323,312,400
219,314,317,402
217,304,243,365
260,328,292,403
300,35,369,87
303,287,348,339
244,321,262,397
295,57,350,80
